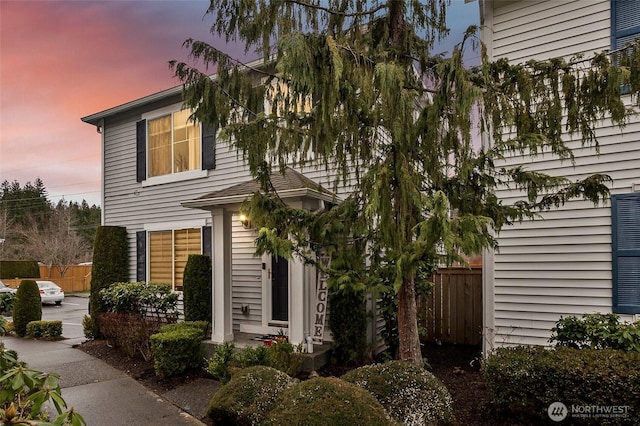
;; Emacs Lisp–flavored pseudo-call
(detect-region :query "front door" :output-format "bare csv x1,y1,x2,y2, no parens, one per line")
271,255,289,322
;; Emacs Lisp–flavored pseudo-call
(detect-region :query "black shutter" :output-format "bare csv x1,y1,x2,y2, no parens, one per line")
202,226,212,259
136,120,146,182
136,230,146,282
202,124,216,170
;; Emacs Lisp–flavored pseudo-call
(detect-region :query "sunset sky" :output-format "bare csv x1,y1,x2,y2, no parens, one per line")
0,0,479,207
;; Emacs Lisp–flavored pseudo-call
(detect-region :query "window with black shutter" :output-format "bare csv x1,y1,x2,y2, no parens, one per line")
612,193,640,314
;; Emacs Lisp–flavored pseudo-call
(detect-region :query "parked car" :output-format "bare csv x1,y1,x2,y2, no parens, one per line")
36,280,64,305
0,280,17,294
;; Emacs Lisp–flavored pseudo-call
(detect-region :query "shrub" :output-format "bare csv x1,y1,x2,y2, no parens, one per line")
159,320,209,336
183,254,212,323
550,313,640,351
342,360,454,425
482,346,640,423
82,315,95,339
99,281,178,320
150,325,204,377
0,260,40,279
207,342,236,384
26,320,63,339
89,225,128,336
98,312,167,360
12,280,42,337
206,366,294,425
266,377,396,426
0,293,16,314
327,287,368,364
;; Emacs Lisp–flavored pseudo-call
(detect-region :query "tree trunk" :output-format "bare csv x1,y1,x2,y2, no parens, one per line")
397,275,422,365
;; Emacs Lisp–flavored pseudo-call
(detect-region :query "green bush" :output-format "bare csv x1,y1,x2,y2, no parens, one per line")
99,281,178,320
207,342,236,384
266,377,396,426
12,280,42,337
89,226,128,336
26,320,63,339
550,313,640,351
206,366,294,425
0,293,16,314
327,287,368,364
342,360,454,425
0,260,40,279
183,254,212,323
482,346,640,423
82,315,95,339
159,320,209,336
150,325,204,377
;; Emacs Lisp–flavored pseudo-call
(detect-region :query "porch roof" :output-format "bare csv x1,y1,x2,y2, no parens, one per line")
181,167,340,209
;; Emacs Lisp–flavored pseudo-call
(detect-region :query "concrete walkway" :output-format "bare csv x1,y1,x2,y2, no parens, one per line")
1,335,207,425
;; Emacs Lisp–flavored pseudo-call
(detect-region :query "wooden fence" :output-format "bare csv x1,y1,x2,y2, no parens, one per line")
3,265,92,293
418,267,482,346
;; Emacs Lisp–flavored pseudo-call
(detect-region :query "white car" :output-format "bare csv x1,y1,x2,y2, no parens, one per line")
36,281,64,305
0,280,17,295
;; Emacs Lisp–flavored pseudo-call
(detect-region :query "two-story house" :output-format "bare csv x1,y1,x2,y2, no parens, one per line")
81,62,354,348
480,0,640,351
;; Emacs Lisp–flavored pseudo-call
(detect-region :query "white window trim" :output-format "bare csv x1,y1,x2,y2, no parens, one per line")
145,219,207,291
142,102,205,183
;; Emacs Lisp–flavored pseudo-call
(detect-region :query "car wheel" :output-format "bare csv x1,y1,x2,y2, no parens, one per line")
55,301,62,306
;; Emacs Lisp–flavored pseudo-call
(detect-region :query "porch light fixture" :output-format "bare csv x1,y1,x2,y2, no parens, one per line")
238,214,251,228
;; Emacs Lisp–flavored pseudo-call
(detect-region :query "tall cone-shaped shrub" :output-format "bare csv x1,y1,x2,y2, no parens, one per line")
90,226,128,336
13,280,42,337
183,254,212,324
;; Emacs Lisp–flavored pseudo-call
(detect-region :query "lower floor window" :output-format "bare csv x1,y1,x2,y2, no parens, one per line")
149,228,201,291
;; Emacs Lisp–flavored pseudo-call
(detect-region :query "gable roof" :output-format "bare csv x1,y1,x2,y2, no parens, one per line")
182,167,339,209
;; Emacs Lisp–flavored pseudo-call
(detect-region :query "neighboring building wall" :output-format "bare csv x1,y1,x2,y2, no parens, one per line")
483,0,640,348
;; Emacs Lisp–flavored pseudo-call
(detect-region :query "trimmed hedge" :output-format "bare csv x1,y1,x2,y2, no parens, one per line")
483,346,640,423
12,280,42,337
26,320,63,339
342,360,454,425
266,377,396,426
206,366,294,425
89,226,128,336
150,323,205,377
183,254,212,324
0,260,40,279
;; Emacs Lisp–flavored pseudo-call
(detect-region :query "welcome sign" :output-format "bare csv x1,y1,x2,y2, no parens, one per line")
312,256,330,344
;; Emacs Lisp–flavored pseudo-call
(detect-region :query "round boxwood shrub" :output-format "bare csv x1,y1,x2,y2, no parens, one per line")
12,280,42,337
342,360,454,425
266,377,396,426
206,366,294,425
182,254,212,324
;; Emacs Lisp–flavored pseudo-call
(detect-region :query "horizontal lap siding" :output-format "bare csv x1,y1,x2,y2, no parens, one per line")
231,217,262,330
488,0,640,348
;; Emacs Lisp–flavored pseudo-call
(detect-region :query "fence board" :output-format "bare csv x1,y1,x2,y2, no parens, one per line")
3,265,92,293
420,267,482,346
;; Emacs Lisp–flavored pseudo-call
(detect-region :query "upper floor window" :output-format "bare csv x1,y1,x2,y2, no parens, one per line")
137,105,216,183
148,109,201,177
611,0,640,51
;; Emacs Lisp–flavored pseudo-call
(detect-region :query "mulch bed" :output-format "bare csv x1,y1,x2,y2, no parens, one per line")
77,339,509,425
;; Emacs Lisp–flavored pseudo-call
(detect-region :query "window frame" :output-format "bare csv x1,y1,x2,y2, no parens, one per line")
144,220,207,292
611,193,640,314
141,103,208,187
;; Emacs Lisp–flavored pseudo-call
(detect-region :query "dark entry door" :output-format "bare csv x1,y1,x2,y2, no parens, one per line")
271,256,289,322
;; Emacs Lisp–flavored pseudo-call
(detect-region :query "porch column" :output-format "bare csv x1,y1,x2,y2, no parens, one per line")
289,254,306,345
211,208,233,343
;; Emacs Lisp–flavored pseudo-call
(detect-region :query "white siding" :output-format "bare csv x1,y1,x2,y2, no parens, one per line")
231,216,262,330
485,0,640,348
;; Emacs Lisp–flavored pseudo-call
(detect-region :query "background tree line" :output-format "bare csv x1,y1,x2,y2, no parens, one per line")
0,178,101,276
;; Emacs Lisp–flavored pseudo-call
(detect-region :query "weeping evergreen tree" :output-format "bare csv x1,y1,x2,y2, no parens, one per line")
171,1,640,365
